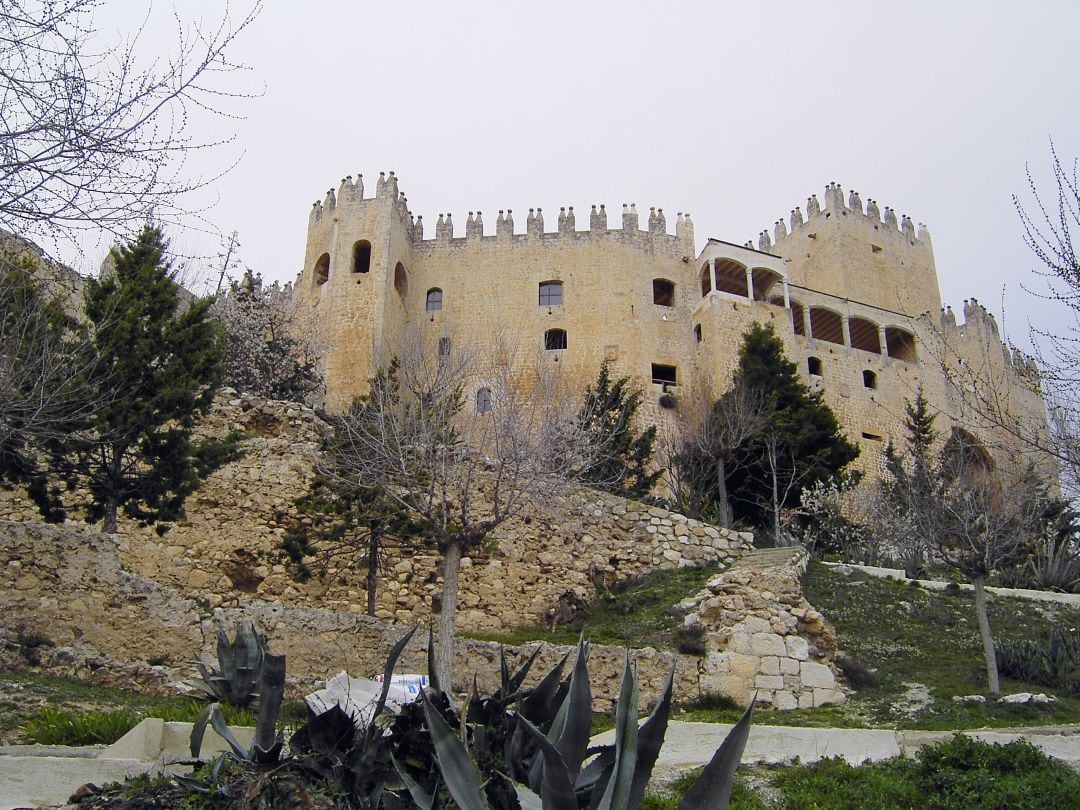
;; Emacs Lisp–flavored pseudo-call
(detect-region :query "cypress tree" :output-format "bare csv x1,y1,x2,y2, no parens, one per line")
73,227,222,532
727,323,859,530
578,361,660,500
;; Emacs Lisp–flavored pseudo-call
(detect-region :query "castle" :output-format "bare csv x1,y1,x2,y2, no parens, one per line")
296,171,1049,479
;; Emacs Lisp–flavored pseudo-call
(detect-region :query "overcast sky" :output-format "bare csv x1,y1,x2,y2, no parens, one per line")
77,0,1080,352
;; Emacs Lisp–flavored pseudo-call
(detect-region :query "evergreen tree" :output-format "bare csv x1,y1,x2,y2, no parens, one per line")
578,361,660,499
69,227,223,532
727,323,859,533
882,390,941,576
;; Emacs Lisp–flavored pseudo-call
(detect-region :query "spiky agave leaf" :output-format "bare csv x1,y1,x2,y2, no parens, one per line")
677,698,756,810
594,652,639,810
626,665,675,809
419,689,488,810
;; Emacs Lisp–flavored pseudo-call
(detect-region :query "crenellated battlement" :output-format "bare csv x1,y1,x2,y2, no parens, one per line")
306,171,695,252
760,181,933,253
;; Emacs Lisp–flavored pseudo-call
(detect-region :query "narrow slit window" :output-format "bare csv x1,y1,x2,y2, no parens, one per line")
539,281,563,306
694,324,702,343
544,328,567,350
438,337,451,356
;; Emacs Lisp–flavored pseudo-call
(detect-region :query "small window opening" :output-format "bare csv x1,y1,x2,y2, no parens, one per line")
653,278,675,306
476,387,492,413
871,244,882,254
808,356,823,376
862,369,877,389
693,324,702,343
426,288,443,311
651,363,677,387
544,328,567,350
352,240,371,273
861,431,883,442
539,281,563,306
394,262,408,298
313,253,330,287
438,337,451,357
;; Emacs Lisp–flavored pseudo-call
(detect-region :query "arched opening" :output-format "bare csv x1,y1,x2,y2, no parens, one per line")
751,267,783,301
699,264,712,297
394,262,408,298
807,356,823,376
809,307,844,345
849,317,881,354
476,387,492,413
791,301,806,336
884,326,917,362
943,427,997,488
426,288,443,311
694,323,702,343
313,253,330,287
539,280,563,306
653,278,675,306
352,240,371,274
713,259,749,297
862,369,878,389
544,328,567,350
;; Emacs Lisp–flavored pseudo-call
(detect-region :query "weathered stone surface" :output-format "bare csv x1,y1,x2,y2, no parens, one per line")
801,662,837,689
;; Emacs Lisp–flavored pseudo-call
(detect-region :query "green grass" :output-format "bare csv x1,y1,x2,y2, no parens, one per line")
462,562,724,649
0,669,307,745
473,558,1080,730
642,736,1080,809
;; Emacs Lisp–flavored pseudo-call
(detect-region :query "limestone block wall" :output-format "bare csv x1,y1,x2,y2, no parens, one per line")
681,549,847,709
0,521,701,705
0,392,753,633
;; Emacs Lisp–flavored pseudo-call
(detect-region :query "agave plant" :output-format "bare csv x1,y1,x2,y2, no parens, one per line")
401,638,754,809
189,620,267,709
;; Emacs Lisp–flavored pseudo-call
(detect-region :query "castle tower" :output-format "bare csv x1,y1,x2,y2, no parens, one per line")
298,172,418,409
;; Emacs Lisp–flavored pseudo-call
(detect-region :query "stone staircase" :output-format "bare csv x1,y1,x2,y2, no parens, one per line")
726,545,807,572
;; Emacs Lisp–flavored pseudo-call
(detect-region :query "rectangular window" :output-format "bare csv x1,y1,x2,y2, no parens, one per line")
539,281,563,306
651,363,677,386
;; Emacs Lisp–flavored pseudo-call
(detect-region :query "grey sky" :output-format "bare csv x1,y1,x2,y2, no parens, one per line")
77,0,1079,351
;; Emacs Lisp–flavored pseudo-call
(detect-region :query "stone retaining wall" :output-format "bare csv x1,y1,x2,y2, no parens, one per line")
681,549,847,709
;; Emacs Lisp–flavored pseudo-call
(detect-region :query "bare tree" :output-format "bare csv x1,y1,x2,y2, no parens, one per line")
672,380,768,527
933,430,1048,694
211,267,323,402
331,331,594,688
0,0,262,246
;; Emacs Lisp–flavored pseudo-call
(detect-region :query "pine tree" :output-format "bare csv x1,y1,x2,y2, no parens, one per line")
70,227,223,532
578,361,660,499
727,323,859,535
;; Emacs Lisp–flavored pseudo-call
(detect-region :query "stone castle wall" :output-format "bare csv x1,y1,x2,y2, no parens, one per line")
295,173,1049,481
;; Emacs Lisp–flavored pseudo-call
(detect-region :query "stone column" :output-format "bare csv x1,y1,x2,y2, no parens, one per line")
803,307,813,339
878,326,888,357
710,259,718,294
841,316,851,348
745,267,755,301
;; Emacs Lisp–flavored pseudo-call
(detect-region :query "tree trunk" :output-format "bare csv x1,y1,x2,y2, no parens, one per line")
972,576,1001,694
771,464,782,545
366,527,381,617
435,540,463,690
103,498,118,534
715,457,733,528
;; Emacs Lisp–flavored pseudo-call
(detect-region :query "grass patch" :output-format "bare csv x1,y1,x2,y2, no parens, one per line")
19,701,256,746
462,562,723,649
803,561,1080,729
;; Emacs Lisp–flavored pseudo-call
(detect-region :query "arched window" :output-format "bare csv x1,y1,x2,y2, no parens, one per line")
544,328,567,350
538,281,563,306
714,259,749,297
862,369,878,389
394,262,408,298
653,278,675,306
791,301,807,336
476,387,492,413
426,288,443,311
313,253,330,286
352,240,371,274
809,307,844,345
850,317,882,354
885,327,917,362
808,356,823,376
700,264,712,297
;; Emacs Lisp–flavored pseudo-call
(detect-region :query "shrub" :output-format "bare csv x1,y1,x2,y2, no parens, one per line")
676,624,706,655
996,627,1080,694
13,626,53,664
836,655,879,689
